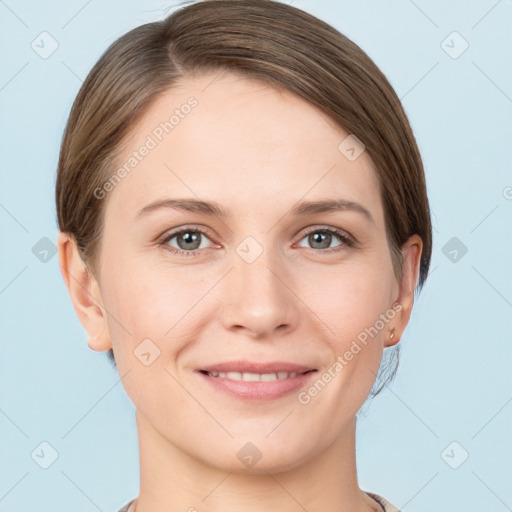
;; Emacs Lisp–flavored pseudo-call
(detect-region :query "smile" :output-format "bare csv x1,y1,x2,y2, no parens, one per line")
196,365,318,401
202,370,312,381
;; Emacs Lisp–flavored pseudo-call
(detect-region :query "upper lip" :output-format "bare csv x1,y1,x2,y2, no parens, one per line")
198,360,316,374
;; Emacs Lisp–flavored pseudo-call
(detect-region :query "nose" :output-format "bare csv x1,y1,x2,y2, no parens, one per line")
219,248,300,339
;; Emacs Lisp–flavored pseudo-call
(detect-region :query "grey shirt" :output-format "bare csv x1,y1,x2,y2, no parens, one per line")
117,491,401,511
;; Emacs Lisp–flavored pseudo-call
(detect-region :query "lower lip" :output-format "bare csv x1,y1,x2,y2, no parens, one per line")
197,371,316,401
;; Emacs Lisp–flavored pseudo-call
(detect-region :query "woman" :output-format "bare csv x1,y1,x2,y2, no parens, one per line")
56,1,432,511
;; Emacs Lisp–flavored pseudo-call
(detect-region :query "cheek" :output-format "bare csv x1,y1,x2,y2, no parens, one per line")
306,257,394,341
100,254,214,358
310,259,394,390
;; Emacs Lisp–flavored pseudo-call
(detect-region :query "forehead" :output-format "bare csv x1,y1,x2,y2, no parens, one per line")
106,70,383,226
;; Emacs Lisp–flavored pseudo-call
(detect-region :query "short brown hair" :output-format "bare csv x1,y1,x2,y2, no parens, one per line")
56,0,432,396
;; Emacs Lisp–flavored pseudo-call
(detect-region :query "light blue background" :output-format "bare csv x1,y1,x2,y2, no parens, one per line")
1,1,511,511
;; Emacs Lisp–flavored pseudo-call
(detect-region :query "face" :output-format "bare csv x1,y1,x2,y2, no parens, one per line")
64,70,421,473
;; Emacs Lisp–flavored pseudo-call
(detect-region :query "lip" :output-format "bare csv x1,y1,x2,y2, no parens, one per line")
198,360,315,374
196,360,317,401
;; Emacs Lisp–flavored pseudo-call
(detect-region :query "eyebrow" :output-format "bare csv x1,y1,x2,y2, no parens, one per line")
135,197,375,224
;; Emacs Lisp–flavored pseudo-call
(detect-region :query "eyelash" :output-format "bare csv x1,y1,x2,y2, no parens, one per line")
158,225,356,258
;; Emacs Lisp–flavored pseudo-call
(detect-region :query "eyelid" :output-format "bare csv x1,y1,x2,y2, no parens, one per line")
296,224,356,248
158,224,216,243
299,224,353,239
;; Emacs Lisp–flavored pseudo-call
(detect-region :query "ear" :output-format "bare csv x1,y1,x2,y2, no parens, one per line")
385,234,423,348
57,232,112,352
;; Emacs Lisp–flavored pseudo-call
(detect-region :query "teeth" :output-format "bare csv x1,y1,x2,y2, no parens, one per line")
207,371,300,381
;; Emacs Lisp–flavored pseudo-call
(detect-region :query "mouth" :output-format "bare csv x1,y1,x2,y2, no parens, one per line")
198,369,316,381
195,361,318,401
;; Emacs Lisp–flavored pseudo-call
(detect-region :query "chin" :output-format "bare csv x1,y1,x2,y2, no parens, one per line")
197,437,315,475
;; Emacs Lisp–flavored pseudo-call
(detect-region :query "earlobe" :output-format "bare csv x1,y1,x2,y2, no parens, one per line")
57,232,112,352
385,234,423,347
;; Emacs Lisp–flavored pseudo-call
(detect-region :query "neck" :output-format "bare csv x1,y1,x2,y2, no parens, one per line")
132,410,380,512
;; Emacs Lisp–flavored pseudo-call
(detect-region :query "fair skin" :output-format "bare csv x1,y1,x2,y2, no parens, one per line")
58,71,422,512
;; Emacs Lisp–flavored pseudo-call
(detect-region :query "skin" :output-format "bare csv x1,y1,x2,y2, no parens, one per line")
58,70,422,512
